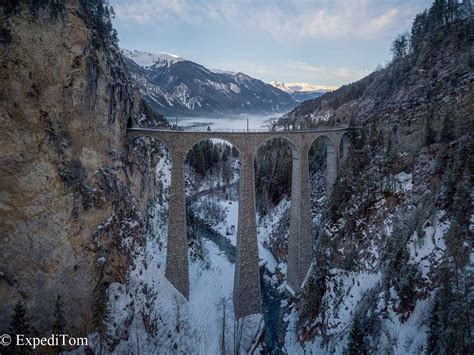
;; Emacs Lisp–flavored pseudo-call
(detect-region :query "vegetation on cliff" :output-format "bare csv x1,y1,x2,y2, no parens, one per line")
281,1,473,353
0,0,165,339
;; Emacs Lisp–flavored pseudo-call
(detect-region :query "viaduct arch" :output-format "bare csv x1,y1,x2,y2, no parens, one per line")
127,127,350,319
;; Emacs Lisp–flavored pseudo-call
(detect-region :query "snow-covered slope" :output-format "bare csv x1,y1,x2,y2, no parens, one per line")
269,81,338,93
269,81,337,103
121,49,183,68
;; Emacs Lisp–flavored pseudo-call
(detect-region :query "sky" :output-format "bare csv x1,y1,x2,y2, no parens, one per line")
110,0,432,88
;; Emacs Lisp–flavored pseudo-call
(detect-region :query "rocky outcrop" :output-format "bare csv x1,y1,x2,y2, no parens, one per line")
0,1,161,336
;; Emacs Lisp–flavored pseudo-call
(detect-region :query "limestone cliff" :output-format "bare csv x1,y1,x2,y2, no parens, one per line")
0,1,160,335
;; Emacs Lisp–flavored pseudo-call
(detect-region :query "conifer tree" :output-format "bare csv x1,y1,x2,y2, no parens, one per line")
440,116,454,143
223,161,231,184
346,314,367,354
10,300,32,336
231,146,239,158
52,295,66,352
426,295,442,354
92,284,111,355
53,295,66,334
195,147,206,177
411,10,428,54
425,116,436,145
212,145,220,164
9,300,33,353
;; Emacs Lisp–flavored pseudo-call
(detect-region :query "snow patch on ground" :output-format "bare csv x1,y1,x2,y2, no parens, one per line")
395,172,413,192
213,199,239,246
257,198,290,274
382,295,434,355
408,212,449,278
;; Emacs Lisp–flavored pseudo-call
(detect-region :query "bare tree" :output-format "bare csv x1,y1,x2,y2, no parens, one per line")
233,318,243,355
174,294,182,334
219,297,228,355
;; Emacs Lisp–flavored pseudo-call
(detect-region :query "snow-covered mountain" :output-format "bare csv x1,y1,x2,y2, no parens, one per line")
122,49,296,116
121,49,183,68
269,81,338,93
269,81,338,103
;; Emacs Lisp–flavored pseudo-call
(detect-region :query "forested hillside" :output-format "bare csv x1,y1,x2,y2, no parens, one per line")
271,1,473,353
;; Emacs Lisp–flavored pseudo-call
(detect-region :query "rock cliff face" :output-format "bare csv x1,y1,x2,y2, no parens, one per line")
0,1,159,335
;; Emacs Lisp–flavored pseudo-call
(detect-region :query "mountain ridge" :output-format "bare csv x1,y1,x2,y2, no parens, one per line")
121,48,183,68
269,80,338,93
269,80,337,103
122,49,296,116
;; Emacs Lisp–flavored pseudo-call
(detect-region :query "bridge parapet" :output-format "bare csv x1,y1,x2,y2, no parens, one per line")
126,126,350,157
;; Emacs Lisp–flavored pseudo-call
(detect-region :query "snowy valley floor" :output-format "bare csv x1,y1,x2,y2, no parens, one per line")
78,155,292,354
70,154,459,355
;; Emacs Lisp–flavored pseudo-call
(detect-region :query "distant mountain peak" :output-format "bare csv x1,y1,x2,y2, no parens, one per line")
269,81,337,103
269,81,338,93
121,49,184,68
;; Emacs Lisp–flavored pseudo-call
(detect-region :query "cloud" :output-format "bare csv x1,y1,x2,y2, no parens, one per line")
209,59,369,86
111,0,425,40
287,61,369,83
112,0,201,25
292,6,400,40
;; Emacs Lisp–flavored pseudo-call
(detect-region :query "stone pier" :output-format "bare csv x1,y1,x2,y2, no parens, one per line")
326,140,339,197
287,143,312,293
165,149,189,299
233,147,261,318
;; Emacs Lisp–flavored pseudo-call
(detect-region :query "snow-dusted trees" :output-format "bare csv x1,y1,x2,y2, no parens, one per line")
81,0,118,47
395,0,473,61
187,140,236,178
425,137,472,353
9,301,33,352
53,295,66,351
426,262,471,354
345,314,368,354
255,139,292,214
92,283,111,355
391,33,410,61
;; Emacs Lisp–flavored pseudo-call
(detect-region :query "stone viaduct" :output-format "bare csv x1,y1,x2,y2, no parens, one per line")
127,127,350,319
